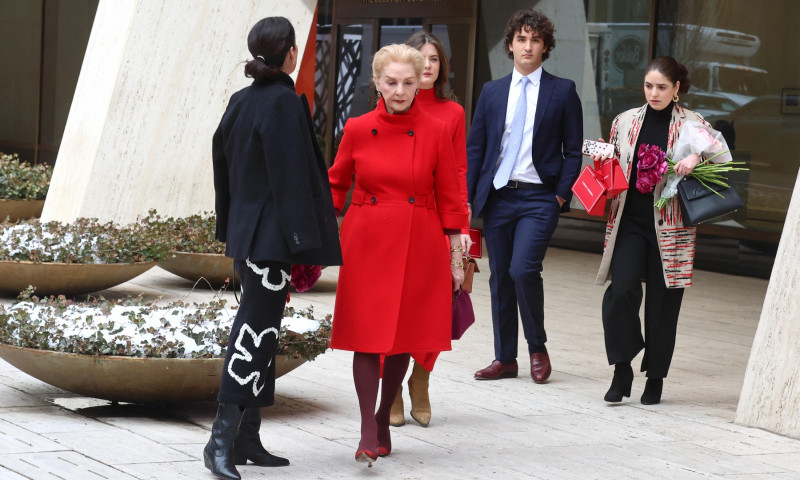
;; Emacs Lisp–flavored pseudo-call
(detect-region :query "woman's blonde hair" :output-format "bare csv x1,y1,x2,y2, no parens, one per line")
371,43,425,84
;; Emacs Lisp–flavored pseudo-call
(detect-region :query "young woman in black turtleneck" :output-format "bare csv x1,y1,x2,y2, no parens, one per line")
591,56,707,406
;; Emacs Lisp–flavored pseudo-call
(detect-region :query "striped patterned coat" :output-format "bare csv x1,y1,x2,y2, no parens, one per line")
595,103,710,288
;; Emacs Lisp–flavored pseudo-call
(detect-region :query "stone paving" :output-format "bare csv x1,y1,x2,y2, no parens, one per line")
1,247,799,479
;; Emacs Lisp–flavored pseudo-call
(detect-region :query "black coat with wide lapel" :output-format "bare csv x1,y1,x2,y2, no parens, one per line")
212,72,342,266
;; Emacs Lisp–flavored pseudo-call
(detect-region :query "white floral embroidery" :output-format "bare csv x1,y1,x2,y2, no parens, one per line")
245,258,290,291
227,324,279,397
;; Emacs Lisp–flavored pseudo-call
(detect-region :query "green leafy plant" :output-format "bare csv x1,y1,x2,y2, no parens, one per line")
0,288,331,361
0,214,171,264
0,153,52,200
146,211,225,254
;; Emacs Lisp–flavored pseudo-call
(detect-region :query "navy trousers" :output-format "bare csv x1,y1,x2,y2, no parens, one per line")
482,186,561,363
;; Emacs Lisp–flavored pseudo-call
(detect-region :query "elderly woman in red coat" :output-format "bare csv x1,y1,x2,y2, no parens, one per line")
328,43,469,467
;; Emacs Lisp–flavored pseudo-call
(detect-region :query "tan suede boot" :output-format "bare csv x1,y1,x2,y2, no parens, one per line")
408,362,431,427
389,386,405,427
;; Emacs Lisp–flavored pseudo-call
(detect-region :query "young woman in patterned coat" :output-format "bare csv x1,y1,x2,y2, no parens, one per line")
591,56,730,405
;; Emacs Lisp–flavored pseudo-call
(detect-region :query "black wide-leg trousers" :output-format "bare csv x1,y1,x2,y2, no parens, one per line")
602,211,684,379
218,259,291,407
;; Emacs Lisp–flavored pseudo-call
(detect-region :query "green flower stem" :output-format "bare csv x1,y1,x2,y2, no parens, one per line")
654,154,749,210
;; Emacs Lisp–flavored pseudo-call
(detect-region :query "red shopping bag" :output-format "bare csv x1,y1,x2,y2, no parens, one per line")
572,165,608,216
594,158,628,198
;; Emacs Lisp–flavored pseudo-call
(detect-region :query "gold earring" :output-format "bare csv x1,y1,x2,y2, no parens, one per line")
377,91,382,98
673,92,679,103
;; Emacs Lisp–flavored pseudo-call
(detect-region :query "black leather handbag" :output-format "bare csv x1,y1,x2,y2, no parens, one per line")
677,176,743,226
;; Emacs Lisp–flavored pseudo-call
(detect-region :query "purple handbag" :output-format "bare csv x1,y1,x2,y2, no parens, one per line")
451,289,475,340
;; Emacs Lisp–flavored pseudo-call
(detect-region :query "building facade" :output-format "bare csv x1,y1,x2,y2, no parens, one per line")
2,0,798,277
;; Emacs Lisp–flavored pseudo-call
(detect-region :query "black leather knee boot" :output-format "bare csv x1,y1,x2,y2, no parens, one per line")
204,403,245,480
234,407,290,467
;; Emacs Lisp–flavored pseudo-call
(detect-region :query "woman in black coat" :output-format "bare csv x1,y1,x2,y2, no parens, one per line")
204,17,342,480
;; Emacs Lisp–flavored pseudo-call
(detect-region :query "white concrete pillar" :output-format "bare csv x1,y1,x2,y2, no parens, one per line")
42,0,315,223
736,169,800,439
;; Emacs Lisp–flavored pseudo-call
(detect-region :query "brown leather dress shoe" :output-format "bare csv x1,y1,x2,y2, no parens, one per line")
530,352,552,383
474,360,518,380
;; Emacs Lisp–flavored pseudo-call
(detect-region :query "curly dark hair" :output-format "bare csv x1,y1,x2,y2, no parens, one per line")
503,9,556,62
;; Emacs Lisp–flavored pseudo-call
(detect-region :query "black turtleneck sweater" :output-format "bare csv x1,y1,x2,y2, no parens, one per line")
624,101,674,219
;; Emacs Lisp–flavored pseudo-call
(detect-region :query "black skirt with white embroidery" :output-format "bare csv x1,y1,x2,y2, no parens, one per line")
217,259,291,407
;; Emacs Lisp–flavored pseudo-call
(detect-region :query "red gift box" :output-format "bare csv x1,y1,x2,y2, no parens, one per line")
594,158,628,198
572,165,608,216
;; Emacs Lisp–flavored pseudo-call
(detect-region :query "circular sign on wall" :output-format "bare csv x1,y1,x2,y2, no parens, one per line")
613,35,645,72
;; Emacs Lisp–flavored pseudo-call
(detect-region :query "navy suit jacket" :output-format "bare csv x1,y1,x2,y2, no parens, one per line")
466,69,583,217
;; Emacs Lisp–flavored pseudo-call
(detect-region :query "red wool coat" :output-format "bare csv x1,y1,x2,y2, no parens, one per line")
415,88,469,230
328,99,468,368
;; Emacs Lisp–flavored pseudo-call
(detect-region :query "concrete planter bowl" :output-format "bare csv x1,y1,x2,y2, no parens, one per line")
0,199,45,222
158,251,238,289
0,261,156,296
0,344,306,404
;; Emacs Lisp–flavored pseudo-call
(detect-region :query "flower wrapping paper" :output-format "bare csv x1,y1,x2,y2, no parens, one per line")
660,121,733,199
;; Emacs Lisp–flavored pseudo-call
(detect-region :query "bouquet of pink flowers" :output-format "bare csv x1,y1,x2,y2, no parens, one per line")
653,121,747,209
635,144,669,194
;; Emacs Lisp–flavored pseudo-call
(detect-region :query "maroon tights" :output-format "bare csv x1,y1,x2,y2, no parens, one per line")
352,352,410,452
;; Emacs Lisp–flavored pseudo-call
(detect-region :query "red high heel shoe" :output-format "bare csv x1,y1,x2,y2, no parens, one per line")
355,449,378,467
376,418,391,457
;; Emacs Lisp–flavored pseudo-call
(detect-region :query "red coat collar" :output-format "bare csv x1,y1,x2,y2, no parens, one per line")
374,97,420,130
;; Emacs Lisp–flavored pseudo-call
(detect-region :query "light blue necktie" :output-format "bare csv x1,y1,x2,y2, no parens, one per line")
493,76,530,189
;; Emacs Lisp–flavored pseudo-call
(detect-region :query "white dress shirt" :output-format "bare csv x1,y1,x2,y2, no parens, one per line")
498,67,543,184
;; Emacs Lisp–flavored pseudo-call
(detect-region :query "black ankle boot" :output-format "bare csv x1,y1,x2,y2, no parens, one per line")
604,362,634,403
204,403,245,480
641,378,663,405
234,407,290,467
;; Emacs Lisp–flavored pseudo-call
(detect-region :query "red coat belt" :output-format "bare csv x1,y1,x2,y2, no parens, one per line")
351,190,436,209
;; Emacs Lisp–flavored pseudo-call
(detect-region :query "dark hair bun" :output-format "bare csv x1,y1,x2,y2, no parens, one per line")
244,16,296,82
647,56,691,93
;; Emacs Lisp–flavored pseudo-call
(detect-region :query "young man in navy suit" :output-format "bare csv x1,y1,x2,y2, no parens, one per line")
467,9,582,383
